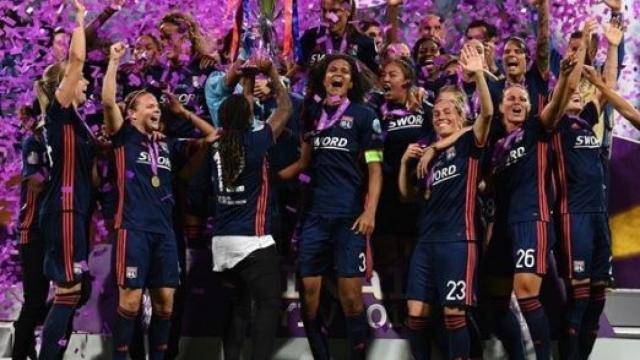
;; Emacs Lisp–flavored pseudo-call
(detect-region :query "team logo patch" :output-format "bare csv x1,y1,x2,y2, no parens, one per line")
159,142,169,153
27,151,40,165
372,118,382,134
126,267,138,279
573,260,585,274
340,116,354,129
445,147,456,160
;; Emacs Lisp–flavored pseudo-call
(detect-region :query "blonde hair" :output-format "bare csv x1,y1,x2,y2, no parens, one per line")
34,62,66,114
437,85,468,119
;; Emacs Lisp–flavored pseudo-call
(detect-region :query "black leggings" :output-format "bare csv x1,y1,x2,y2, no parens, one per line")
222,245,281,360
13,240,50,360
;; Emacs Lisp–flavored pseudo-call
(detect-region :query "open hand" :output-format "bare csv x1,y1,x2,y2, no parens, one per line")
352,210,375,236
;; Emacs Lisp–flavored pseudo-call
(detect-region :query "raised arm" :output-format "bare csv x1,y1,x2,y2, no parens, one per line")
386,0,402,44
583,65,640,130
460,44,493,146
56,0,86,107
602,19,623,93
534,0,551,78
101,42,126,135
163,91,217,136
85,0,123,49
259,56,293,139
540,20,594,130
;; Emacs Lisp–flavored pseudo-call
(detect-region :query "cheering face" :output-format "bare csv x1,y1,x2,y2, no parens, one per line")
417,39,440,70
134,35,159,65
322,0,350,35
381,63,409,102
502,40,527,77
433,100,463,138
323,59,353,98
419,15,444,42
500,86,530,127
160,22,191,63
565,90,584,114
52,32,70,62
365,25,384,50
129,93,162,133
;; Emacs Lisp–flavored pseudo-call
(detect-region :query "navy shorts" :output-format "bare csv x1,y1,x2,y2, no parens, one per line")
40,211,89,284
114,229,180,289
298,213,366,277
557,213,612,281
406,240,478,307
485,220,555,276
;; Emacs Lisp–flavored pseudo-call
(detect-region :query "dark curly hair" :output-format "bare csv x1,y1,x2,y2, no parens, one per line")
217,94,252,186
306,54,370,103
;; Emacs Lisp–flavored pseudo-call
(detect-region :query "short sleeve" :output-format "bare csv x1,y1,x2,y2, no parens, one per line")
357,107,384,153
21,137,44,178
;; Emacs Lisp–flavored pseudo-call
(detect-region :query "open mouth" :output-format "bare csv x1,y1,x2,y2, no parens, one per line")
511,106,523,116
330,77,344,89
506,57,519,70
383,83,392,92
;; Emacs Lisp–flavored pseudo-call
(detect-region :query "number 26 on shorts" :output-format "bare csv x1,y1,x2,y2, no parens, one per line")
516,248,535,269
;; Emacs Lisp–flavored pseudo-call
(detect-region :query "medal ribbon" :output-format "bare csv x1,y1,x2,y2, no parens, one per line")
491,127,524,168
316,98,351,131
147,138,160,182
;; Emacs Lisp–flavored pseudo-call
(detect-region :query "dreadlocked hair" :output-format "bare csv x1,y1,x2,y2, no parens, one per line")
217,94,252,186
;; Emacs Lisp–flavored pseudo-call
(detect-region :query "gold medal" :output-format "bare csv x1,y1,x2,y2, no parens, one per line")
151,176,161,188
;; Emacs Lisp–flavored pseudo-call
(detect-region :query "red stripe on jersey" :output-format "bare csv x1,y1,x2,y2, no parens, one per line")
561,214,573,278
62,211,74,281
536,221,548,274
465,242,476,306
114,147,126,229
116,229,127,286
536,142,550,221
552,134,569,214
464,158,479,240
62,124,75,211
537,94,546,116
19,187,36,244
255,160,269,236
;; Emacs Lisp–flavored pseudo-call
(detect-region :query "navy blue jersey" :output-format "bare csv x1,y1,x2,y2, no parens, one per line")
488,63,549,118
492,116,553,224
369,93,435,174
41,99,96,216
18,135,46,240
257,93,304,173
303,101,384,215
299,26,378,72
552,102,606,213
112,122,191,234
484,63,549,142
419,131,484,241
157,62,212,138
95,150,117,221
211,124,274,237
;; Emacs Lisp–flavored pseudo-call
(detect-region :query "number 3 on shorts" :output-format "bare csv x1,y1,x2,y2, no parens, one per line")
516,248,535,269
446,280,466,301
358,252,366,272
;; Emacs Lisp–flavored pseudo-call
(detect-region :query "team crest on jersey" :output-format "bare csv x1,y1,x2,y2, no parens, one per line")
159,142,169,153
573,260,585,274
372,118,382,134
126,267,138,279
340,116,354,129
27,151,40,165
445,147,456,160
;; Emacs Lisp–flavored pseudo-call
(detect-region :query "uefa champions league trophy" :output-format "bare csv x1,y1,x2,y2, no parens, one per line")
240,0,281,75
